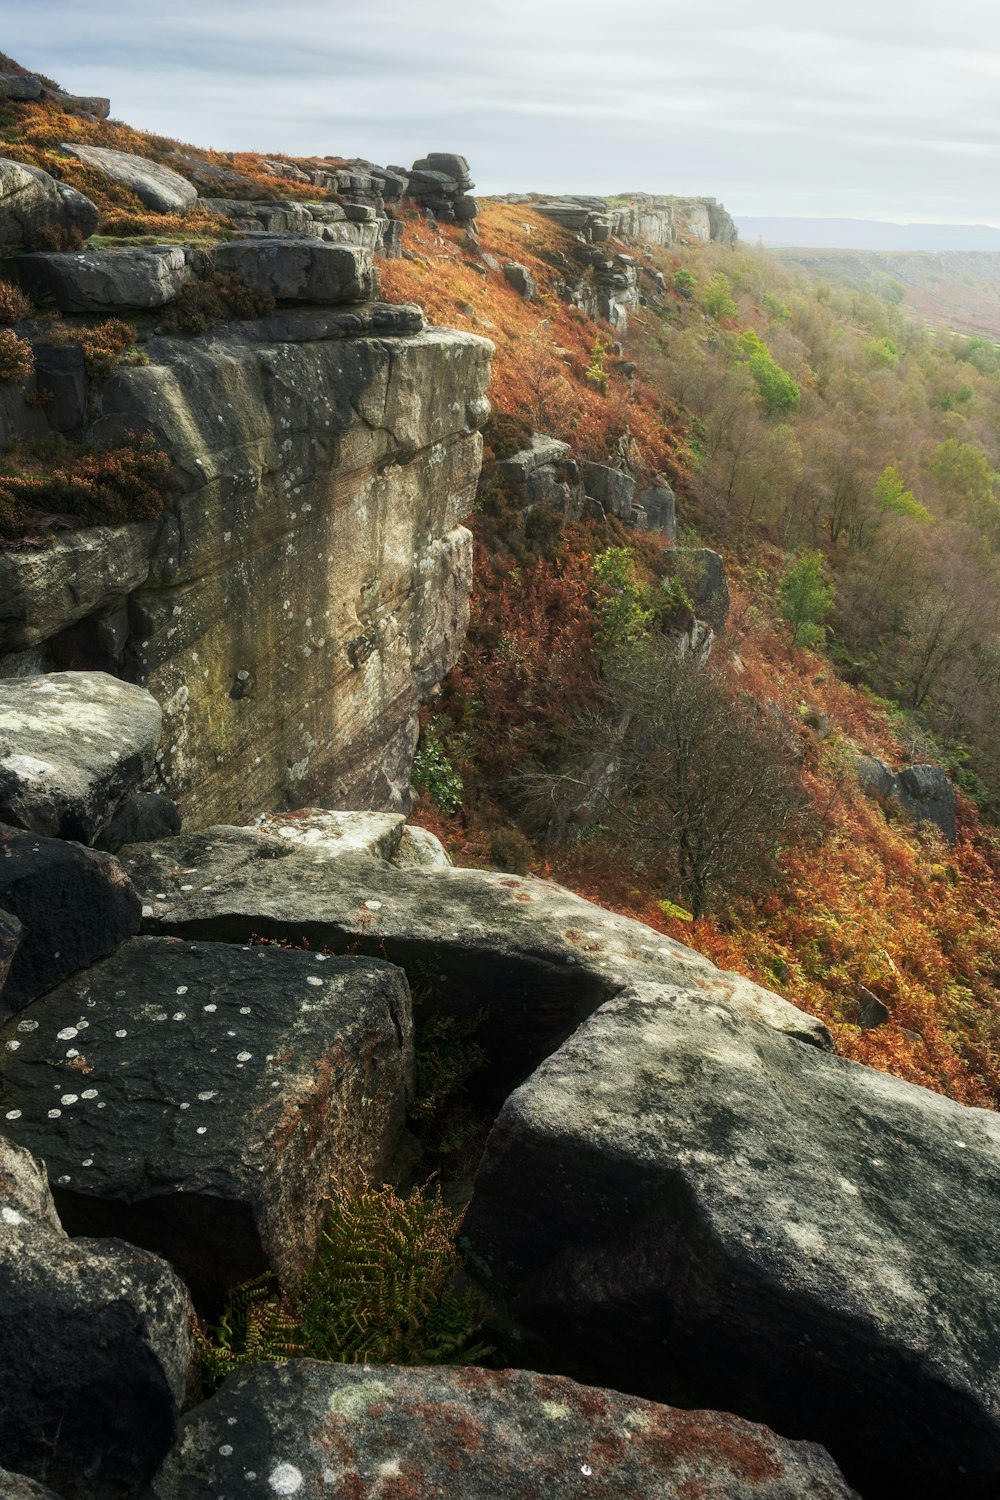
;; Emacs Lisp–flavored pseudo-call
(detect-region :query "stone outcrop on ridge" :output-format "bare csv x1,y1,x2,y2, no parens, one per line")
0,1135,192,1500
15,245,193,312
144,1361,858,1499
0,937,413,1302
534,191,738,246
0,673,162,843
59,145,198,214
0,158,99,253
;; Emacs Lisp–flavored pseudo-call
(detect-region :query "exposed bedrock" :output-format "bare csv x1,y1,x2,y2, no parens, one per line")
0,322,492,826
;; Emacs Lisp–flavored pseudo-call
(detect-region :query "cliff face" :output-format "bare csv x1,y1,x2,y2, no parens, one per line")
0,310,492,825
531,193,738,246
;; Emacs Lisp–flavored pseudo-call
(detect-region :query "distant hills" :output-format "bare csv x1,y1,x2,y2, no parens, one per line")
737,218,1000,252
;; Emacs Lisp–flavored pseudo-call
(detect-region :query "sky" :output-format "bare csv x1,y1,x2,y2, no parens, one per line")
7,0,1000,223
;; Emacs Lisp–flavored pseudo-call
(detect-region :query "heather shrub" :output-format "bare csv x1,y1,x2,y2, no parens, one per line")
0,330,34,384
50,318,146,378
0,431,174,539
161,270,276,334
0,279,32,324
26,224,85,253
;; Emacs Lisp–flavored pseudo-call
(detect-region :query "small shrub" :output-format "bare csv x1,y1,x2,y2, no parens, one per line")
161,270,276,334
0,431,174,539
482,411,532,462
702,272,737,320
0,280,32,325
489,825,534,874
50,318,146,378
412,1012,488,1121
0,330,34,385
196,1183,489,1389
671,268,696,298
26,224,85,253
412,719,463,815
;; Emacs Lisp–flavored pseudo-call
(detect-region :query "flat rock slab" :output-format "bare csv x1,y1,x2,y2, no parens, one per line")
463,982,1000,1500
60,144,197,213
119,824,830,1096
249,807,405,861
145,1361,856,1499
0,825,140,1019
0,672,163,843
0,1135,192,1500
0,157,98,254
16,246,192,312
0,937,413,1302
212,237,376,304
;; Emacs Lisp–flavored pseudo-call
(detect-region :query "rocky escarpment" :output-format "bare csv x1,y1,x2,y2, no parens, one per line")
528,191,738,246
0,168,492,826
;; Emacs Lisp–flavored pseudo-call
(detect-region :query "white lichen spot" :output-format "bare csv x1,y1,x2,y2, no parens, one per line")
176,986,189,996
5,1109,22,1121
268,1463,304,1495
142,905,154,919
56,1174,70,1185
306,976,323,987
60,1094,79,1106
172,1012,186,1022
240,1006,251,1015
47,1109,62,1119
539,1402,571,1421
5,1040,20,1052
82,1159,93,1167
197,1126,208,1135
115,1029,128,1039
227,1416,238,1426
2,1206,24,1226
56,1027,78,1042
204,1004,217,1013
180,1103,190,1110
237,1051,252,1062
17,1019,37,1033
581,1464,593,1477
198,1091,217,1102
81,1089,98,1100
218,1444,233,1457
363,900,382,912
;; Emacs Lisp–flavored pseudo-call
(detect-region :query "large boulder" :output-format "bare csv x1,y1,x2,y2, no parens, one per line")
144,1361,856,1499
0,1135,192,1500
664,547,730,629
503,261,537,300
0,825,140,1018
0,158,98,253
463,982,1000,1499
118,822,830,1095
894,763,957,843
0,74,43,101
636,477,678,538
211,237,376,304
0,672,163,843
15,246,192,312
59,144,197,214
92,792,180,854
0,937,413,1302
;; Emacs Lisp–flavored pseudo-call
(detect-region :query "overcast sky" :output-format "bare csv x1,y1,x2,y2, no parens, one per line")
7,0,1000,222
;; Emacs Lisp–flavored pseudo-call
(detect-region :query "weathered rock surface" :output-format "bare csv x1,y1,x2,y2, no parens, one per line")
15,246,191,312
92,792,181,854
0,906,22,997
0,158,98,253
636,477,677,538
60,144,198,213
251,807,405,861
0,825,140,1018
0,74,43,101
0,523,161,658
0,673,162,843
463,981,1000,1500
144,1361,857,1499
503,261,537,299
0,1135,192,1500
0,937,413,1301
534,192,737,247
119,822,830,1093
856,755,957,844
212,237,375,304
404,152,477,223
0,1468,65,1498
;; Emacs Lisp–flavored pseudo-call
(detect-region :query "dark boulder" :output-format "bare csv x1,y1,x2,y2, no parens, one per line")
212,237,376,305
503,261,537,300
894,763,957,843
0,937,414,1303
463,981,1000,1500
0,905,22,998
93,793,181,854
0,1135,192,1500
144,1361,857,1499
0,825,140,1019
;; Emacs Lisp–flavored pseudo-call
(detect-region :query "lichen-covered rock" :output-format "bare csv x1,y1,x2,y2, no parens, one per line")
119,824,830,1091
60,145,197,214
0,672,163,843
250,807,405,861
0,824,140,1018
0,74,43,101
144,1361,857,1499
212,237,375,304
463,982,1000,1500
0,158,98,253
15,246,192,312
0,1135,192,1500
893,763,957,843
0,1467,66,1498
0,937,413,1301
503,261,537,299
664,546,730,629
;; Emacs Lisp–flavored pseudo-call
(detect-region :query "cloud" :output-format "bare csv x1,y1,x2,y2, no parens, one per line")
6,0,1000,220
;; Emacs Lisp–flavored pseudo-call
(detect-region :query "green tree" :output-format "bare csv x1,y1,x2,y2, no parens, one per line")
874,466,930,523
779,549,835,647
702,272,737,321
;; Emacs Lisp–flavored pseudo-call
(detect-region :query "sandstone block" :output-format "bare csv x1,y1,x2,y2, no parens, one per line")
0,157,98,253
0,937,414,1302
145,1362,857,1499
212,236,375,304
16,245,191,312
463,982,1000,1499
0,1135,192,1500
0,672,163,843
60,144,197,214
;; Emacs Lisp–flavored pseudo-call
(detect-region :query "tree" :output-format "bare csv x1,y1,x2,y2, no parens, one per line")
702,272,737,321
541,643,805,918
778,548,835,647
